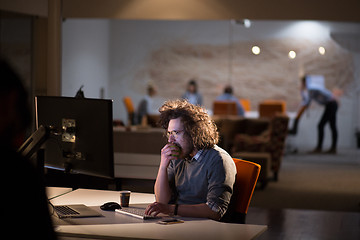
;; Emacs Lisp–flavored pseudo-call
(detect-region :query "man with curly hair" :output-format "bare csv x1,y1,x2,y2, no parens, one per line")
145,99,236,220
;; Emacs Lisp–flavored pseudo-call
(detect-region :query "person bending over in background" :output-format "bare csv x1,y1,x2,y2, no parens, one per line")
290,75,338,154
145,99,236,220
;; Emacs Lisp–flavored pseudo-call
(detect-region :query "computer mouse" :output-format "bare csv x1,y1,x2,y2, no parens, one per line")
100,202,121,211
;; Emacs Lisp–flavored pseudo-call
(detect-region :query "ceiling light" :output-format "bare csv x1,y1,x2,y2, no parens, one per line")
252,46,260,55
288,50,296,59
232,19,251,28
318,46,326,55
243,19,251,28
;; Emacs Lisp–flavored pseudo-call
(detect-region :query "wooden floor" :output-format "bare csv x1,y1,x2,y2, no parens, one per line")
246,207,360,240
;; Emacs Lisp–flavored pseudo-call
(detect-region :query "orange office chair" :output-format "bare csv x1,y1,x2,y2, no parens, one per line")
123,96,136,125
239,99,251,112
213,101,238,116
258,100,286,118
222,158,261,224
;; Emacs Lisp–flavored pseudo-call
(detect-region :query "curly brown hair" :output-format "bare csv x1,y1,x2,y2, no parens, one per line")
159,99,219,149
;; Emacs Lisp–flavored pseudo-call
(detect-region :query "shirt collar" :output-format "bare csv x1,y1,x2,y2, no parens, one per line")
187,149,204,163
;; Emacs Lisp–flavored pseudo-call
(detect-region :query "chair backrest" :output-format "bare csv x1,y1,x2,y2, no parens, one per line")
213,101,238,116
123,97,135,114
225,158,260,223
123,97,136,125
258,100,286,118
239,99,251,112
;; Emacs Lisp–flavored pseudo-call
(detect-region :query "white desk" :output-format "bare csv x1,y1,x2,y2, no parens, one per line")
49,188,155,205
49,188,267,240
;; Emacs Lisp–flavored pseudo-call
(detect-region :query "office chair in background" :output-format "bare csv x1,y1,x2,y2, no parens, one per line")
239,99,251,112
123,96,136,125
213,101,238,116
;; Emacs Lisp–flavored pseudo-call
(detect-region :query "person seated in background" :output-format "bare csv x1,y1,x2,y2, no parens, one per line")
216,85,245,116
290,75,338,154
137,84,160,124
181,79,203,106
145,99,236,220
0,58,57,239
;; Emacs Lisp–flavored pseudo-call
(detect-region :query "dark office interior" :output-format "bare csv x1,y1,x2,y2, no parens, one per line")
1,1,359,239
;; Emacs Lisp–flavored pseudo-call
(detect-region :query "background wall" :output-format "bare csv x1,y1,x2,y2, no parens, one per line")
62,19,110,99
62,19,360,150
0,13,32,93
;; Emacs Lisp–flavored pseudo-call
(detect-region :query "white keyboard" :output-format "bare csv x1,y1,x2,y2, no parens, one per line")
115,207,160,220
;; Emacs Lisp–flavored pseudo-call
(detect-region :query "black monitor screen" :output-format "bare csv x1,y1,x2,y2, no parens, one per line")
35,96,114,179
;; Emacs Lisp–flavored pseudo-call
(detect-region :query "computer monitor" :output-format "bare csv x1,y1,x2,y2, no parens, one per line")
35,96,114,179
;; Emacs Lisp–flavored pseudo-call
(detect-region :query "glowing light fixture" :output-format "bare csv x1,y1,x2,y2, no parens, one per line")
318,46,326,55
252,46,260,55
243,19,251,28
288,50,296,59
232,19,252,28
278,21,329,41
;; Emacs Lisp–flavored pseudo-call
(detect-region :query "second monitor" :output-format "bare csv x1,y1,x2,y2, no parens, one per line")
35,96,114,179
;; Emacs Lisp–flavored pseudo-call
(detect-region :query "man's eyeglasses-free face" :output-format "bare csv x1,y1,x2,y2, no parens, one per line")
166,130,184,139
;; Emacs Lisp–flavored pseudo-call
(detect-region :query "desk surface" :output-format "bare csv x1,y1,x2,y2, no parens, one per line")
49,188,156,205
49,188,267,240
56,220,267,240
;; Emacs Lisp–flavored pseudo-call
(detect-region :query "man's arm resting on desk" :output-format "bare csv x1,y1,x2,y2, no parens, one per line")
176,203,221,220
145,202,221,220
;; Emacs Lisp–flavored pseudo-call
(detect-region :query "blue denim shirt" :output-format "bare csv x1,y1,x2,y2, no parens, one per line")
167,145,236,217
301,87,334,106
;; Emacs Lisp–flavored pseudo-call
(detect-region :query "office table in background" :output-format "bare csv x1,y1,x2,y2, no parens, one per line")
49,187,267,239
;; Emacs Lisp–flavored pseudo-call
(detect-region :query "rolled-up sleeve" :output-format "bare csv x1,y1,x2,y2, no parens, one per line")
301,90,311,106
206,154,236,217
